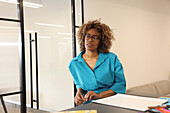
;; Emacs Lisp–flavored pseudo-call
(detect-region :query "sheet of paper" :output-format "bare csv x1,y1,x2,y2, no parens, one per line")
93,94,167,111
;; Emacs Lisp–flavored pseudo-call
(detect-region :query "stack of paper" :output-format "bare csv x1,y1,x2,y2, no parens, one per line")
93,94,167,111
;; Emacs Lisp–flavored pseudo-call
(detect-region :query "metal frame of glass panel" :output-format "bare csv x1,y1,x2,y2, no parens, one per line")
0,0,26,113
71,0,84,107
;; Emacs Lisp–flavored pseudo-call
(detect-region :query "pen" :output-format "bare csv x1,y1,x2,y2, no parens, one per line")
160,108,170,112
155,108,170,113
148,105,170,109
148,108,162,113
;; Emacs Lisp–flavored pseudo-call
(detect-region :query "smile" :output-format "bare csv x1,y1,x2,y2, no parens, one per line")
86,43,93,46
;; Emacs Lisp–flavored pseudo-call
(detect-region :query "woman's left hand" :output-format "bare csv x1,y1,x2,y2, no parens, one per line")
84,91,101,101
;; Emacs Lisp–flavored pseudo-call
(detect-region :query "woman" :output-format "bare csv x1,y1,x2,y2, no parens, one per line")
69,20,126,105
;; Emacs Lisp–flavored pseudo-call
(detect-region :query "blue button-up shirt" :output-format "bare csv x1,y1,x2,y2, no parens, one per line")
69,52,126,94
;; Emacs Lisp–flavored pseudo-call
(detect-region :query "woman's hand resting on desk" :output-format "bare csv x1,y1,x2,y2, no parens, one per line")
74,88,86,105
84,91,101,101
74,89,116,105
84,89,116,101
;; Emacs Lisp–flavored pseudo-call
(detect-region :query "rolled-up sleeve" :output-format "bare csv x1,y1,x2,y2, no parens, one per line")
69,61,81,90
109,56,126,94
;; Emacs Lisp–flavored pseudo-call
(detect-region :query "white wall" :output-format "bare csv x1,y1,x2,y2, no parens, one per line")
84,0,170,88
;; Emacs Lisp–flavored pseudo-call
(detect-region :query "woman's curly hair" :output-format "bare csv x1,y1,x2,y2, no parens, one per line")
77,19,115,53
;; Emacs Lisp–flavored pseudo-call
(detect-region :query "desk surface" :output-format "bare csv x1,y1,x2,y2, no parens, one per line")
60,102,150,113
56,93,169,113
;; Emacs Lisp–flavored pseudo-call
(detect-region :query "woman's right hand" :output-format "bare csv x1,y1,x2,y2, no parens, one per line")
74,88,85,105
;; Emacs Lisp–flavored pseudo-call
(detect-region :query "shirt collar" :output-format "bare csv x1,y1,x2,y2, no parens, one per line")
74,51,85,62
74,51,109,66
94,52,109,69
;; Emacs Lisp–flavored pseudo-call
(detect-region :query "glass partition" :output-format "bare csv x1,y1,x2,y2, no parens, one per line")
24,0,74,111
0,21,20,89
0,1,18,19
0,20,20,105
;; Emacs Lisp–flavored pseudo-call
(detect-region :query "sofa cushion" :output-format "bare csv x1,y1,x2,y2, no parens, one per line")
165,94,170,97
154,80,170,95
126,80,170,96
126,84,158,95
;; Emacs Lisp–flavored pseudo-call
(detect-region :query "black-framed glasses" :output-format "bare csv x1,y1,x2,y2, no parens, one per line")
85,34,100,41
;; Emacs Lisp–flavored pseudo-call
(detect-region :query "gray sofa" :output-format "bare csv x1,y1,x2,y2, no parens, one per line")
126,80,170,97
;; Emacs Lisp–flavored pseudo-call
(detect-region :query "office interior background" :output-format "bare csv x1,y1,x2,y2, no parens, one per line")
0,0,170,112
